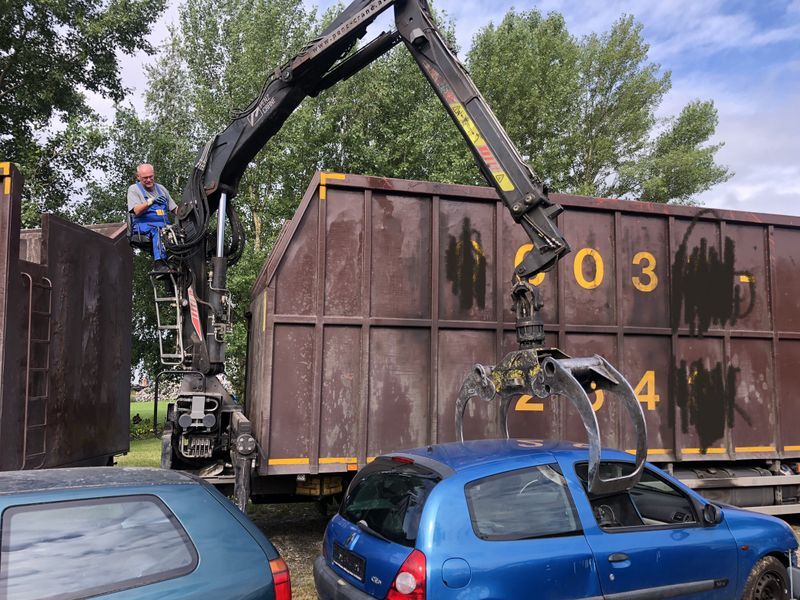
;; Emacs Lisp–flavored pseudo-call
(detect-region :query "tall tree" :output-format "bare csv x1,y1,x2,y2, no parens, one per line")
0,0,167,222
468,11,730,202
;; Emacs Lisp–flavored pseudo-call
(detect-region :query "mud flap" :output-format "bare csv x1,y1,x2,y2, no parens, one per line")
230,411,256,512
456,349,647,495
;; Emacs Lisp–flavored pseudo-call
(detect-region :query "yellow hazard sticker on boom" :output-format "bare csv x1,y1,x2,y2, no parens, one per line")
449,103,514,192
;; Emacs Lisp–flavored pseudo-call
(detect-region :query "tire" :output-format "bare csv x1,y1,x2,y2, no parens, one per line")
742,555,789,600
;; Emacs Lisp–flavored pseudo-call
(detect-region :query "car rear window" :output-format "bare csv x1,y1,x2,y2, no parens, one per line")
465,464,581,541
340,461,440,547
0,494,197,600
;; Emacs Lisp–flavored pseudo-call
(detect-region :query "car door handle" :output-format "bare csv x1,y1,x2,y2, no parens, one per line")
608,553,629,563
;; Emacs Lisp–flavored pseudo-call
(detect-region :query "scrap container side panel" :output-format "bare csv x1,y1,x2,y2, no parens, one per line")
248,173,800,475
0,163,23,470
43,215,132,467
0,162,132,470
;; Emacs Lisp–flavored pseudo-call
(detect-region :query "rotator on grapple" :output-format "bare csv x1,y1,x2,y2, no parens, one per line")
152,0,647,510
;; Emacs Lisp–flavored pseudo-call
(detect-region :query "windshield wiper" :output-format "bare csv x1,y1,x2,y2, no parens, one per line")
357,520,392,544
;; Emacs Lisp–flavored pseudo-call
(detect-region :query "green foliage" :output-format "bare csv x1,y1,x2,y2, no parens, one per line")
467,11,580,188
0,0,167,222
618,100,731,203
130,401,166,439
468,11,729,202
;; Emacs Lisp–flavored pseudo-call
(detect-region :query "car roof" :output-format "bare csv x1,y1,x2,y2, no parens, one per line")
0,467,199,495
397,439,635,473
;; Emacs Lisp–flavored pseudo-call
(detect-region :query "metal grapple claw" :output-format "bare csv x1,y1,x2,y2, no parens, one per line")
455,364,496,442
534,355,647,495
455,349,647,495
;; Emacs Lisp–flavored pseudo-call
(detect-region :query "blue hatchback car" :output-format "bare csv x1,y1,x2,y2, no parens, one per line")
0,467,291,599
315,439,800,600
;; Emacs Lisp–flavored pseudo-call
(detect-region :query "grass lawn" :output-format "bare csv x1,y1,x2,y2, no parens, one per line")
130,400,166,426
117,436,162,468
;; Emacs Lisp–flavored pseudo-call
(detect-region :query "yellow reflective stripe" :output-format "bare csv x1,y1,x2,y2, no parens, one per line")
735,446,775,453
785,446,800,452
625,449,671,455
320,172,346,201
0,162,11,195
682,448,726,455
319,457,358,465
268,458,310,466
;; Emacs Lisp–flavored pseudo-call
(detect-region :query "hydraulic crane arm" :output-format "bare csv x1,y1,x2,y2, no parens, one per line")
175,0,568,280
159,0,646,508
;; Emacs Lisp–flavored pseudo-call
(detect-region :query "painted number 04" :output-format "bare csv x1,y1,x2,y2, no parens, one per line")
515,370,660,413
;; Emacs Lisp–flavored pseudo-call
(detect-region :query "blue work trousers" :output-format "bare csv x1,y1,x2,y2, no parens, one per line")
132,222,167,261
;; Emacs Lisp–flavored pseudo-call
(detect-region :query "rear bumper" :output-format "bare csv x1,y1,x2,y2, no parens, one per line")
314,556,376,600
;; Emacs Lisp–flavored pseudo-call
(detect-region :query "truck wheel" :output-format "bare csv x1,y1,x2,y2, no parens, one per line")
742,556,789,600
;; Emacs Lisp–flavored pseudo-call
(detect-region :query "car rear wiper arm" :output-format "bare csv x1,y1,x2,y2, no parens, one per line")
357,520,392,544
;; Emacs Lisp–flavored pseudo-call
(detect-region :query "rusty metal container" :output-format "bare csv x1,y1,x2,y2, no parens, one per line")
0,163,133,470
247,172,800,477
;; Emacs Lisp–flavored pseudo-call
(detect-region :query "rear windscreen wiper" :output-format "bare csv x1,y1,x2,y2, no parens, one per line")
357,520,392,544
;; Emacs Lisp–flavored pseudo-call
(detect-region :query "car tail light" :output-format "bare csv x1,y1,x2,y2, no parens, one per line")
270,557,292,600
386,549,426,599
391,456,415,464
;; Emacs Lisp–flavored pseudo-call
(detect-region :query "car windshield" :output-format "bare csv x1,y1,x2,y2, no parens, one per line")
340,462,439,547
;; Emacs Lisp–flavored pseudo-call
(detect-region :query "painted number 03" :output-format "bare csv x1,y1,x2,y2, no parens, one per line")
515,370,660,413
514,246,659,293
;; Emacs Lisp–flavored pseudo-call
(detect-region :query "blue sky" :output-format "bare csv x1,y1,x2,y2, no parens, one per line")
108,0,800,216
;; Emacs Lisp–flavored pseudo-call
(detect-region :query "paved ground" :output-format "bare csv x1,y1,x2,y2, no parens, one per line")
251,504,800,600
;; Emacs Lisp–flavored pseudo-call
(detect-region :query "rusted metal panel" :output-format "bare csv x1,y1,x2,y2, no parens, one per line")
248,172,800,475
367,327,431,456
619,215,670,328
320,326,361,463
775,227,800,332
268,324,315,468
439,199,496,322
274,198,318,316
778,340,800,454
562,211,617,327
43,215,132,467
0,163,23,471
728,339,776,456
324,189,364,317
0,163,132,471
622,336,672,458
370,192,431,319
437,329,496,442
673,336,729,459
562,333,619,449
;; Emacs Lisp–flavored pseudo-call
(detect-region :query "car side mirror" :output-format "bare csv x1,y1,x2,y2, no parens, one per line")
703,503,723,525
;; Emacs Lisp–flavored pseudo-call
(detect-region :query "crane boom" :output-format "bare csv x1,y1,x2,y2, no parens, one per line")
155,0,646,510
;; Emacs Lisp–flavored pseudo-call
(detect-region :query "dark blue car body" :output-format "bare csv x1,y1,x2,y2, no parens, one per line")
315,439,800,599
0,467,283,599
